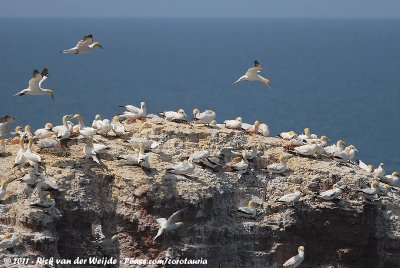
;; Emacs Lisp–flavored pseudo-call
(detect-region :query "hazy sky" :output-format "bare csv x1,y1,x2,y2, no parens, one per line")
0,0,399,18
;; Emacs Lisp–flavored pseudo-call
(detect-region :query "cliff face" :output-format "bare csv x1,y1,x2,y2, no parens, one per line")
0,116,399,268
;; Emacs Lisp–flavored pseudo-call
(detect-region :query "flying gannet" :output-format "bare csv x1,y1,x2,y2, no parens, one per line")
62,34,103,54
153,209,184,241
283,246,305,268
234,60,271,88
13,67,54,100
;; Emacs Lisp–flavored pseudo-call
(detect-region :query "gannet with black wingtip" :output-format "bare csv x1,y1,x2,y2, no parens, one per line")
167,159,195,176
283,246,305,268
277,190,301,205
14,135,27,170
13,67,54,100
224,117,242,129
72,114,97,137
193,109,216,125
377,183,391,196
62,34,103,54
358,160,374,174
0,140,6,155
373,163,385,179
237,200,257,218
0,178,9,201
316,184,343,201
234,60,271,88
356,181,379,200
111,116,127,136
160,109,187,121
34,123,54,139
0,231,19,249
25,136,42,171
267,155,288,174
0,115,15,140
153,209,184,241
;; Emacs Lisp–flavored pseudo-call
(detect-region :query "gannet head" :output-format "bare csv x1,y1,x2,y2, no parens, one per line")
320,136,328,142
337,140,345,148
248,200,256,208
371,181,379,188
379,163,384,169
193,108,200,117
254,120,260,127
87,136,94,146
92,42,104,49
236,117,243,122
298,246,305,253
210,120,217,126
15,126,23,133
0,140,4,146
332,184,338,189
24,125,31,132
45,123,53,130
72,114,82,120
384,184,391,189
112,116,120,122
367,164,374,172
94,114,102,120
392,171,399,177
72,125,80,134
304,128,311,136
178,109,187,117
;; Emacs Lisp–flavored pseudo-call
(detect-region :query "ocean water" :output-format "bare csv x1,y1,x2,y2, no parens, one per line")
0,18,399,171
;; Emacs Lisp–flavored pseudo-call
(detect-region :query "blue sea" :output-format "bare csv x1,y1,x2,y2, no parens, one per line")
0,18,399,171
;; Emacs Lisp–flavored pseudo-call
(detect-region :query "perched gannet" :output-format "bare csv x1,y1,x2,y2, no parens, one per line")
0,231,19,249
209,120,224,129
237,200,257,218
199,154,224,171
25,136,42,171
23,125,33,138
111,116,127,136
57,115,72,150
193,109,216,125
53,120,73,135
116,154,140,166
62,34,103,54
72,114,97,137
10,126,24,144
283,246,305,268
345,145,358,161
84,137,107,164
13,67,54,100
324,140,345,156
226,151,249,173
233,60,271,88
277,190,301,205
30,194,55,209
358,160,374,174
356,181,379,200
279,131,297,140
373,163,385,179
35,138,60,150
377,183,391,196
333,147,350,163
0,115,15,140
167,159,195,176
243,120,260,135
20,169,40,186
153,209,184,241
242,147,258,160
34,123,54,139
267,155,288,174
119,102,147,121
35,175,59,196
96,119,112,136
298,128,317,141
14,135,27,170
258,123,270,137
316,184,343,201
224,117,242,129
92,114,103,129
159,109,187,121
293,143,319,157
138,143,149,165
0,178,9,201
384,172,400,188
0,140,6,155
308,135,329,147
127,133,152,149
190,148,211,162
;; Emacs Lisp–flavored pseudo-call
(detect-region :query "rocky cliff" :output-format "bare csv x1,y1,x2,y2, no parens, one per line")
0,116,399,268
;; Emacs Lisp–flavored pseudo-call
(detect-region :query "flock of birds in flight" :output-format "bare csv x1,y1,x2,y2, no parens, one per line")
0,33,398,267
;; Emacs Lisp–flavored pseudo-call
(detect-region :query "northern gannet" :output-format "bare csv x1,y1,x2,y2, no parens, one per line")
377,183,391,196
53,120,73,135
159,109,187,121
373,163,385,179
14,135,27,170
92,114,103,129
279,131,297,140
25,136,42,171
96,119,112,136
356,181,379,200
0,140,6,155
226,151,249,173
237,200,257,218
324,140,345,156
358,160,374,174
383,172,400,188
72,114,97,137
224,117,242,129
298,128,317,141
283,246,305,268
34,123,54,139
0,231,19,249
119,102,146,122
30,193,55,209
192,109,216,125
267,155,288,174
153,209,184,241
10,126,23,144
111,116,127,136
20,169,40,186
190,148,211,162
258,123,270,137
234,60,271,88
0,115,15,140
167,159,195,176
316,184,343,201
292,143,319,156
36,138,60,150
84,137,108,164
242,147,258,160
138,143,149,165
243,120,260,135
62,34,103,54
277,190,301,205
13,67,54,100
57,115,72,150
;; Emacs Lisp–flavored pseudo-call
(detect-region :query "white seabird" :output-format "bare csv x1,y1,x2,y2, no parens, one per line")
358,160,374,174
20,169,40,186
224,117,242,129
237,200,257,218
192,109,216,125
111,116,127,136
356,181,379,200
13,67,54,100
62,34,103,54
383,172,400,188
34,123,54,139
35,138,60,150
190,149,211,162
159,109,187,121
119,102,147,121
258,123,270,137
233,60,271,88
293,143,319,157
153,209,184,241
56,115,72,150
25,136,42,171
96,118,112,136
84,137,108,164
30,193,56,209
324,140,345,157
167,159,195,176
14,135,27,170
316,184,343,201
0,115,15,140
373,163,385,179
242,120,260,135
283,246,305,268
267,155,288,174
72,114,97,138
298,128,317,141
277,190,301,205
279,131,297,140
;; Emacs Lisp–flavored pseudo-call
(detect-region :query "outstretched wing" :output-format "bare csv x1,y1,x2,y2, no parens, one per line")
76,34,94,48
39,67,49,88
166,209,184,224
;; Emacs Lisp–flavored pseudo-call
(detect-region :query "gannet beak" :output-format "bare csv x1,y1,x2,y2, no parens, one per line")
51,94,54,101
99,45,104,49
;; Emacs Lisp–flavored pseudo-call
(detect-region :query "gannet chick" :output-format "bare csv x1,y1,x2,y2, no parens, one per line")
30,193,55,209
62,34,103,54
224,117,242,129
283,246,305,268
258,123,270,137
373,163,385,179
111,116,127,136
233,60,271,88
0,231,19,249
277,190,301,205
167,159,195,176
0,140,6,155
14,135,27,170
25,136,42,171
0,178,9,201
159,109,187,121
72,114,97,137
316,184,343,201
292,143,319,157
0,115,16,140
237,200,257,218
267,155,288,174
192,109,216,125
356,181,379,201
279,131,297,140
153,209,184,241
57,115,72,151
34,123,54,140
358,160,373,174
84,137,106,164
13,67,54,100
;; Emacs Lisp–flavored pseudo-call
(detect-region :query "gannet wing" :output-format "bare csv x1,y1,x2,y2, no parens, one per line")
156,218,167,226
76,34,93,48
39,67,49,88
283,255,300,267
166,209,183,224
28,69,42,91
